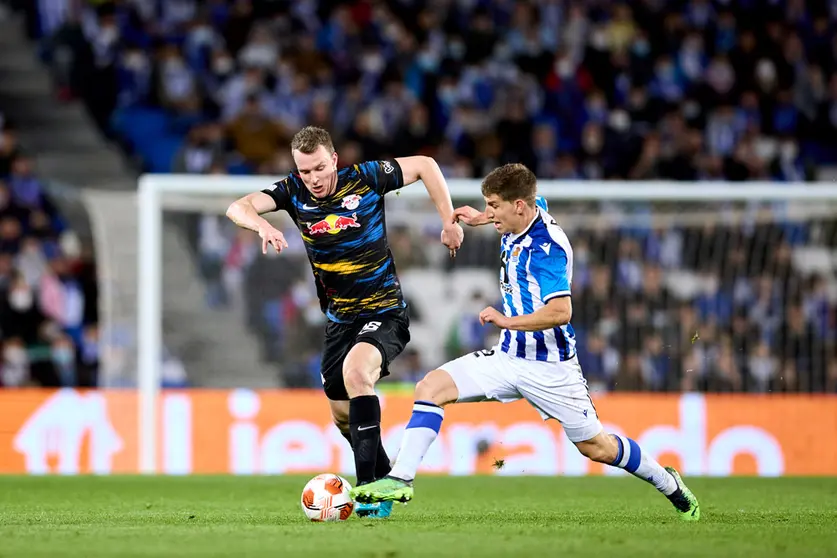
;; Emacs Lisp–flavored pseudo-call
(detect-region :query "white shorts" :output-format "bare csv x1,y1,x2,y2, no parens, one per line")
440,348,603,443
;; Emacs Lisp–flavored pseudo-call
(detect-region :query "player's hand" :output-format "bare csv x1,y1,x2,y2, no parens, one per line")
258,225,288,254
479,306,508,328
441,221,464,258
453,206,490,227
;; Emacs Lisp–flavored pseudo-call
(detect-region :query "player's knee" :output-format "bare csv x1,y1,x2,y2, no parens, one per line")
414,369,457,406
343,365,376,397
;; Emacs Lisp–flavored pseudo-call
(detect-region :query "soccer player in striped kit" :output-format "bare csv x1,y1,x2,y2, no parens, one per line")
227,126,464,519
352,163,700,521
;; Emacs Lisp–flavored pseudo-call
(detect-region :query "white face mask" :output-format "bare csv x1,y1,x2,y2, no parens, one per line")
124,52,148,71
241,45,276,67
9,289,33,311
556,59,574,78
609,110,630,132
213,57,234,75
100,25,119,45
448,41,465,60
52,346,75,367
4,346,27,365
361,53,385,73
590,29,608,50
191,26,214,45
164,58,185,71
438,86,458,105
583,133,603,153
781,142,798,160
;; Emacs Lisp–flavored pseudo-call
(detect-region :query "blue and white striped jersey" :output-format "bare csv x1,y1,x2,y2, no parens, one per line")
497,205,576,362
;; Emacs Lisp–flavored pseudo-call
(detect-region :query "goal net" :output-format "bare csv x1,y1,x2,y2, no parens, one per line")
137,175,837,471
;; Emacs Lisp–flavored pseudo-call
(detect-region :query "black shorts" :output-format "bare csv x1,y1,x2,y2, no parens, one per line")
320,307,411,400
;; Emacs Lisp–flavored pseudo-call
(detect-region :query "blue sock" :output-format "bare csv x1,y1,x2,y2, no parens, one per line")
388,401,444,482
610,434,677,495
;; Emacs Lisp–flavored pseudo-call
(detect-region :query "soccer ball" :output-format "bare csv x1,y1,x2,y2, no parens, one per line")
300,473,355,522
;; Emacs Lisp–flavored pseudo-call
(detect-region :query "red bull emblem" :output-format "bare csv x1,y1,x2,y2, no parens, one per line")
307,213,361,236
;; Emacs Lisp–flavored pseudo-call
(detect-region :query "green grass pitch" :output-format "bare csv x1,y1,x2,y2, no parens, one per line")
1,476,835,557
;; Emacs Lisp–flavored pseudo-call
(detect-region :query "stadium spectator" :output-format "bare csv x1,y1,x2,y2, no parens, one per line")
0,103,99,388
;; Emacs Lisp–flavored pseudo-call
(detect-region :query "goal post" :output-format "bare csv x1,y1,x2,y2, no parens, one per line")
137,174,837,474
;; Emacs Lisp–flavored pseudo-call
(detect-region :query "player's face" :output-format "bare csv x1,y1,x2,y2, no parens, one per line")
293,145,339,198
484,194,526,234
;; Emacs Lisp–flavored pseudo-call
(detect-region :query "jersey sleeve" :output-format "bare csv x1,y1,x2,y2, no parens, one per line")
355,160,405,195
529,242,571,301
260,178,291,212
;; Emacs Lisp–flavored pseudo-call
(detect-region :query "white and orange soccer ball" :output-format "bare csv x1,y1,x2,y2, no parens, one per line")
300,474,355,522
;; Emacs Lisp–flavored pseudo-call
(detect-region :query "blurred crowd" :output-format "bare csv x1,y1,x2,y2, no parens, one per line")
12,0,837,392
0,109,100,388
569,217,836,393
18,0,836,179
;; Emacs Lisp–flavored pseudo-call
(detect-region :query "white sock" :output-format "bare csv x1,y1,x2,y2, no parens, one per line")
388,401,444,482
610,434,678,495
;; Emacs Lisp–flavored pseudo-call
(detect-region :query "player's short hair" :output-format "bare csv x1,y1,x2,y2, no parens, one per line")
481,163,537,206
291,126,335,155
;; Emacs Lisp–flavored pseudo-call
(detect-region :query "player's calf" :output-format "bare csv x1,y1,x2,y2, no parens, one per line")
385,369,458,484
574,431,700,520
342,343,390,486
576,432,677,494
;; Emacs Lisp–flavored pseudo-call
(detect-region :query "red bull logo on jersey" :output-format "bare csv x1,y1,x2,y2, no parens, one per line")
306,213,362,236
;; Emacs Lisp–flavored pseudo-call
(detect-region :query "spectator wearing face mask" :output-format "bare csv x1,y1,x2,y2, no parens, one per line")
154,42,201,117
38,256,85,346
1,273,47,346
173,123,225,174
1,338,31,388
50,333,77,387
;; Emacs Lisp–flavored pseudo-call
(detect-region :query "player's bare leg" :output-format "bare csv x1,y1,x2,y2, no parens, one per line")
341,342,395,517
328,400,350,434
351,369,458,504
575,431,700,521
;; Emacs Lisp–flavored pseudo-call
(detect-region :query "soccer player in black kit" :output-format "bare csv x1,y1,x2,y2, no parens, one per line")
227,126,464,518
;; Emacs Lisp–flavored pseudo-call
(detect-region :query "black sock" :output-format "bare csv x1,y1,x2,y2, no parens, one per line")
342,430,392,480
349,395,382,485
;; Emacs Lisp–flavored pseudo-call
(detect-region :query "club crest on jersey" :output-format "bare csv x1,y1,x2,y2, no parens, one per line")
341,194,362,210
306,213,361,236
510,245,523,262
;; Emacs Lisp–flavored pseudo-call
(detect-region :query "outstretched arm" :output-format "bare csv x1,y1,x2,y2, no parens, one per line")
226,192,289,254
452,205,491,227
396,155,463,254
226,192,276,233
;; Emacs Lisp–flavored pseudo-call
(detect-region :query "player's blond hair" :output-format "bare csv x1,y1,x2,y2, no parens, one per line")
481,163,538,207
291,126,335,155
